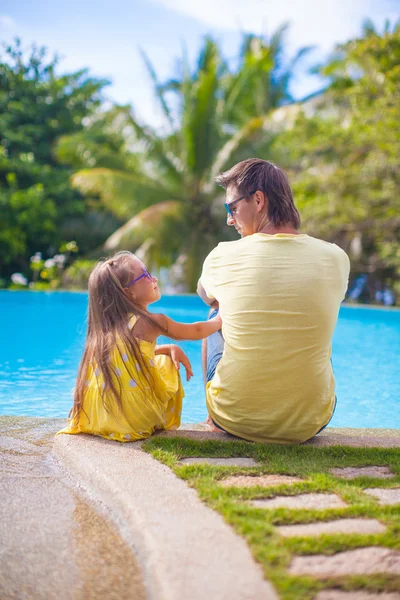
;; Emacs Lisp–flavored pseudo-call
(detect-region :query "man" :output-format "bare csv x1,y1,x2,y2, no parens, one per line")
197,158,350,444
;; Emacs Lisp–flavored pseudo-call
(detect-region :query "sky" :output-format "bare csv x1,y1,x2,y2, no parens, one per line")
1,0,399,127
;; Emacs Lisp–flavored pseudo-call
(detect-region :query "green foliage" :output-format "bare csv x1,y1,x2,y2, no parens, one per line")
61,259,97,289
0,39,109,278
273,21,400,302
25,241,79,289
66,31,306,291
3,23,399,299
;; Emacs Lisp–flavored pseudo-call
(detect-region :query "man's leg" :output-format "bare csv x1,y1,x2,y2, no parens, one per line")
202,337,208,389
202,307,225,431
315,396,337,435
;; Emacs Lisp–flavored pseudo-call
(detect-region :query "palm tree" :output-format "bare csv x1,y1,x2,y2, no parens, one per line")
222,25,312,125
58,30,310,291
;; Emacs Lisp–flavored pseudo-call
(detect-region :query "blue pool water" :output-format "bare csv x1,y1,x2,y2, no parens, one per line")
0,291,399,428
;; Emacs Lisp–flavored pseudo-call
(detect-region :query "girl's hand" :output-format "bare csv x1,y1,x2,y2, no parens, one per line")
154,312,222,341
170,345,194,381
210,313,222,330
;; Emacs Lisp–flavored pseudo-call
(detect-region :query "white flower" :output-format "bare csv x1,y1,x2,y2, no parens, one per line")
11,273,28,285
30,252,42,263
44,259,55,268
53,254,66,266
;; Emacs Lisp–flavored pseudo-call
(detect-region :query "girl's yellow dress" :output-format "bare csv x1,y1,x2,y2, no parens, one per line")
57,317,183,442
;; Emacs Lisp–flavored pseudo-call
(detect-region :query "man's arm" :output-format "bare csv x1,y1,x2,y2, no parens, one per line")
197,279,219,309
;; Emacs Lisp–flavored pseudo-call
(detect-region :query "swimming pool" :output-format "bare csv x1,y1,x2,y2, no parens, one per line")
1,291,399,428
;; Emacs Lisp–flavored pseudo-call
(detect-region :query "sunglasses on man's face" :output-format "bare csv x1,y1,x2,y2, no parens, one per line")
224,190,257,217
127,268,153,287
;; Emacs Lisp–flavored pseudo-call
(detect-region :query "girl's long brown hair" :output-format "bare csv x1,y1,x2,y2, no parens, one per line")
70,251,165,423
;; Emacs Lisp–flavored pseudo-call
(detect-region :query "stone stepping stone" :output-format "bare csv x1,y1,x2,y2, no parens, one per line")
277,518,386,537
364,487,400,505
289,547,400,578
178,457,259,467
316,590,400,600
220,474,303,488
330,466,394,479
250,493,346,510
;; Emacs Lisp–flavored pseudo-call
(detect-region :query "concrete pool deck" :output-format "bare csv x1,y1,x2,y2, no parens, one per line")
1,416,400,599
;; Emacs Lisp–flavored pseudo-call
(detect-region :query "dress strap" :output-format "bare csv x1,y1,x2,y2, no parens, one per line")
128,314,140,330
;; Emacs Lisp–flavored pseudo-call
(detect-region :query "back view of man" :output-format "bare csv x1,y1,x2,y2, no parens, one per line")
198,158,350,443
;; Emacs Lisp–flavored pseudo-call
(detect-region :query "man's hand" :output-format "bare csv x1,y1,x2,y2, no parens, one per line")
169,345,194,381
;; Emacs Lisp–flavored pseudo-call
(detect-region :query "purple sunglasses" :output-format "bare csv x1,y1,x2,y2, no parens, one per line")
127,267,153,287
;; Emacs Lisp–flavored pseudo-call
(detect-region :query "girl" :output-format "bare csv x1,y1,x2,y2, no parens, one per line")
57,251,221,442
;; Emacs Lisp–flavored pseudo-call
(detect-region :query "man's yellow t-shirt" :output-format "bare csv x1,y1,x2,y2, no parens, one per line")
200,233,350,444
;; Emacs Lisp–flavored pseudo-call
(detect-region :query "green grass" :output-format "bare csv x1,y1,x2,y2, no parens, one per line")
143,437,400,600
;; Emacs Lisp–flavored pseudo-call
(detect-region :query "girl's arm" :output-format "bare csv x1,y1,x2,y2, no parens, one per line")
153,313,222,341
155,344,194,380
154,344,173,356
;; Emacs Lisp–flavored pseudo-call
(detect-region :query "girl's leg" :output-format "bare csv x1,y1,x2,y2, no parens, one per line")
164,389,183,430
154,354,183,430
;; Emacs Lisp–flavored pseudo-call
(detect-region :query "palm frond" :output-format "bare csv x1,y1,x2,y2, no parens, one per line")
71,168,176,219
181,38,223,181
104,200,181,251
126,114,184,188
140,48,174,129
206,116,268,189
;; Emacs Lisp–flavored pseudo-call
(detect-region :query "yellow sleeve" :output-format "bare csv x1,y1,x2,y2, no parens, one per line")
337,247,351,300
200,249,216,300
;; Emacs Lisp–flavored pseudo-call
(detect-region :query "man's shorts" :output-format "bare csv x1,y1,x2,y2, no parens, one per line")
206,308,224,383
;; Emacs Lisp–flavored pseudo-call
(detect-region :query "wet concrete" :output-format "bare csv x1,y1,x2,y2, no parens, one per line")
0,416,146,600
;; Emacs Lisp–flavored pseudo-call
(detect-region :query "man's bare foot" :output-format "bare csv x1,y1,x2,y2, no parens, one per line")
207,422,224,432
204,414,224,432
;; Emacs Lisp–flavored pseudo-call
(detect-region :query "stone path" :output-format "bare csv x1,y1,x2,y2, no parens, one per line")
364,487,400,505
330,466,395,479
277,518,386,537
178,457,259,467
251,493,347,510
289,547,400,577
316,591,400,600
187,451,400,596
220,474,303,487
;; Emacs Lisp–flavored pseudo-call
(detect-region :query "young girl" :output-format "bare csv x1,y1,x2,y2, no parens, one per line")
57,251,221,442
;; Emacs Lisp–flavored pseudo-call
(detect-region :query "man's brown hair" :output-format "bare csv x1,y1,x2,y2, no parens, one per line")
216,158,301,229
